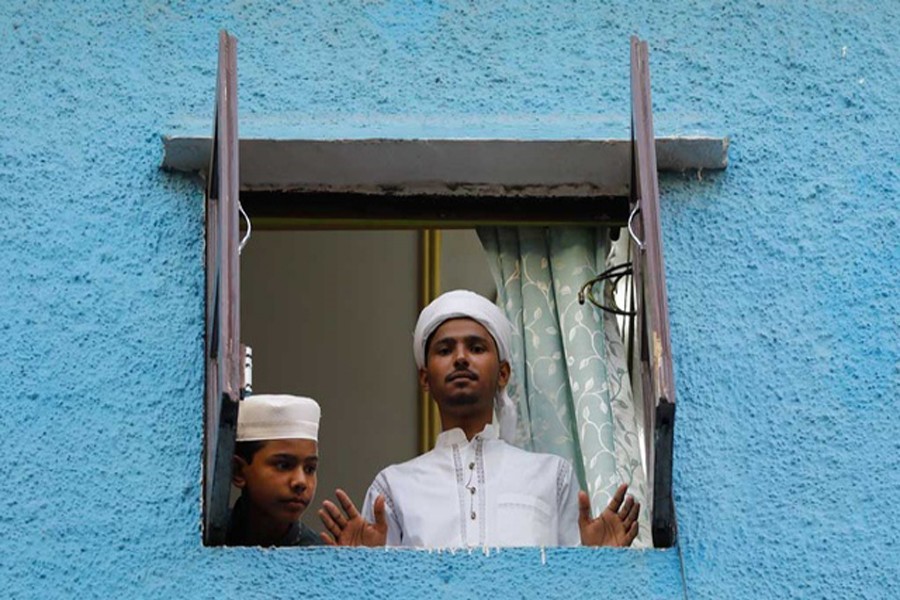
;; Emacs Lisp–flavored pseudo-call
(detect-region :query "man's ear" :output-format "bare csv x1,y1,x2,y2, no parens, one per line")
497,361,511,389
232,455,249,489
418,367,430,393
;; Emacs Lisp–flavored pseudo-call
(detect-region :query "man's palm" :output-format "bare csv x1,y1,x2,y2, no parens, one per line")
578,484,640,547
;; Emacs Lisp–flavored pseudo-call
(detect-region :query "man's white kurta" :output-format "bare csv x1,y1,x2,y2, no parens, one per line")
362,424,581,547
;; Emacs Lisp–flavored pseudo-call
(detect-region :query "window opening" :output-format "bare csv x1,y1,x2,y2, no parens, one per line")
196,30,716,548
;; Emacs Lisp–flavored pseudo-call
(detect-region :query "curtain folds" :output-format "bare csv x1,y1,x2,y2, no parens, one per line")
477,226,650,547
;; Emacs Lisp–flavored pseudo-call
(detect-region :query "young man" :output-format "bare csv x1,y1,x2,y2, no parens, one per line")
227,394,323,547
319,290,639,548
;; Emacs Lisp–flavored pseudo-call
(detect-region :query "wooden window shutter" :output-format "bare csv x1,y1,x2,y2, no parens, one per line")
630,36,677,548
203,30,241,546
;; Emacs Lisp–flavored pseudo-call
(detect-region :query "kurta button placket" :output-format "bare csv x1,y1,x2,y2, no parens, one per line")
467,454,478,522
452,434,487,545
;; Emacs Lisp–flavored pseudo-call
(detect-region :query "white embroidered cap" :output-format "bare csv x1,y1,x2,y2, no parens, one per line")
236,394,321,442
413,289,517,443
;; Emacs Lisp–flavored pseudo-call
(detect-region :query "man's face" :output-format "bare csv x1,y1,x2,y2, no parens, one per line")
419,318,510,421
232,439,318,527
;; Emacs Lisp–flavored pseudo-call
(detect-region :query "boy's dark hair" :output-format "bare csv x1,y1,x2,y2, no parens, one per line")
235,440,265,464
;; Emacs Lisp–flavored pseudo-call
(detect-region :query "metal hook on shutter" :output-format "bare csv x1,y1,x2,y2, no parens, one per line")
238,202,252,254
627,200,645,250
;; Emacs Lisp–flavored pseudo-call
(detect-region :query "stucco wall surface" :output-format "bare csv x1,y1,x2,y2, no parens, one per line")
1,1,897,599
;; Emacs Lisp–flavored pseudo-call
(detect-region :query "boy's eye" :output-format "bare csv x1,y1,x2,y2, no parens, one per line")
304,465,317,475
271,458,295,471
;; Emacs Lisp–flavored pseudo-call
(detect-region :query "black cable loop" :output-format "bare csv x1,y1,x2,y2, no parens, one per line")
577,262,637,317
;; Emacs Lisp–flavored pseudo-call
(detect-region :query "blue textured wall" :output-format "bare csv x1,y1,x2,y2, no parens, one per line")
1,1,897,598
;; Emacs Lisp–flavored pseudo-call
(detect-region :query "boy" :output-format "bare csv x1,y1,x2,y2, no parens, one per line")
227,394,323,547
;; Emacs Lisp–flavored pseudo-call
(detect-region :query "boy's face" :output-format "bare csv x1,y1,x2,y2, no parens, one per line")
232,439,318,527
419,318,510,421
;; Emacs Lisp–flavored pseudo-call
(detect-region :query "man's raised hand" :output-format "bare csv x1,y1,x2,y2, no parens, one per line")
318,489,387,547
578,483,640,547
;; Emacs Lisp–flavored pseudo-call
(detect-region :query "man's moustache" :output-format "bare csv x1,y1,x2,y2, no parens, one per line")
446,370,477,382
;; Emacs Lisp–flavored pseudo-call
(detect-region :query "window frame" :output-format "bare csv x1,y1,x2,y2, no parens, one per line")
629,36,677,548
203,30,242,547
200,31,694,548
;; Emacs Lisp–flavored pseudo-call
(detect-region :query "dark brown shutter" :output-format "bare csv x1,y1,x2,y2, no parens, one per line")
630,36,677,548
203,30,241,546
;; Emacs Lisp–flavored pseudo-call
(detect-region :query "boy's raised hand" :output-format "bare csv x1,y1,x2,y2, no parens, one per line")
318,489,387,547
578,483,640,547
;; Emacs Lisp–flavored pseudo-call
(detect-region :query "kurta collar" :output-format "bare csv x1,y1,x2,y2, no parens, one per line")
226,496,301,547
435,422,499,448
226,497,325,547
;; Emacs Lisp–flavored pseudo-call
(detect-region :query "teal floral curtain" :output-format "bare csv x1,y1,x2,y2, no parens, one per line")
477,227,651,547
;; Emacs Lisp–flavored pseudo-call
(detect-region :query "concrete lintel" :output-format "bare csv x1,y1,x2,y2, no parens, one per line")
162,137,728,197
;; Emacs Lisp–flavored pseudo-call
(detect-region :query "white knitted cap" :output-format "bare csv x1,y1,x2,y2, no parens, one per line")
236,394,321,442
